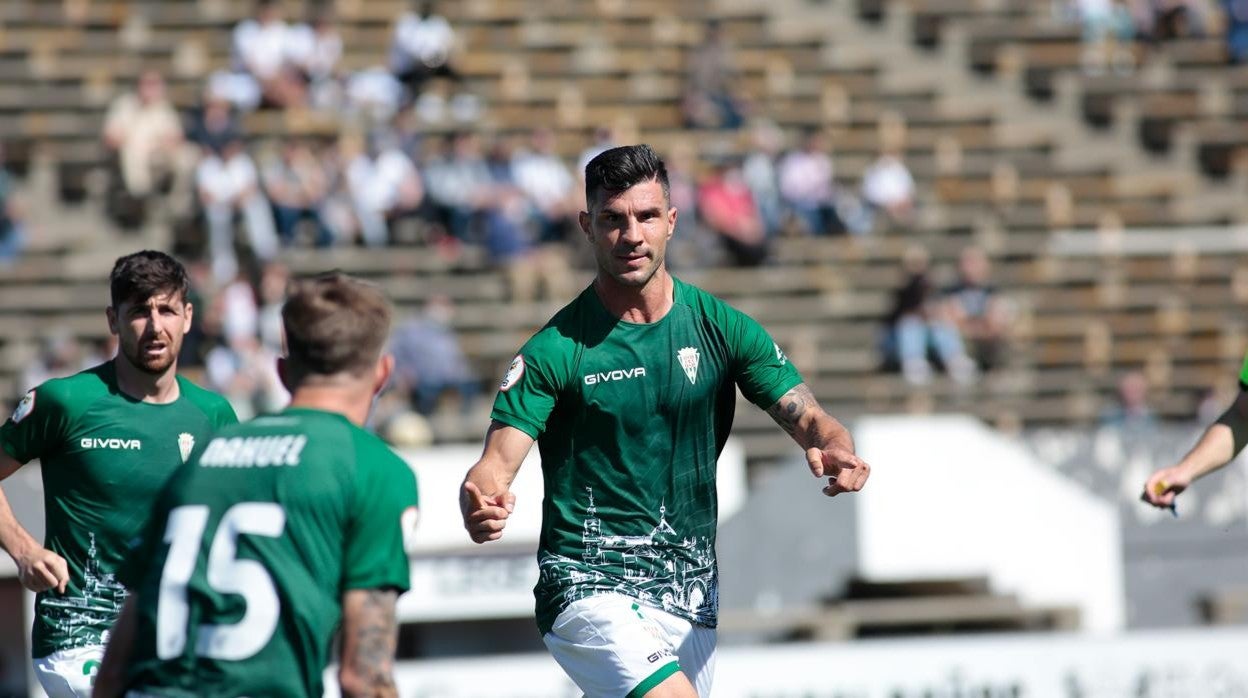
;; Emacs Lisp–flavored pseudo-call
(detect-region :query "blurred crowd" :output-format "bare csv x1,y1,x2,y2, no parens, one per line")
1052,0,1248,71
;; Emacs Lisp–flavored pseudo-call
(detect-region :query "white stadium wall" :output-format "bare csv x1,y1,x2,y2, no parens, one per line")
853,415,1126,633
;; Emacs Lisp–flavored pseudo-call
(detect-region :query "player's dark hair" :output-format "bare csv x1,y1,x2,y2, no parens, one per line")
584,144,670,209
109,250,190,309
282,271,392,382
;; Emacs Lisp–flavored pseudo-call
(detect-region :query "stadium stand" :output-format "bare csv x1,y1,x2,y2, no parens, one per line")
1,0,1248,469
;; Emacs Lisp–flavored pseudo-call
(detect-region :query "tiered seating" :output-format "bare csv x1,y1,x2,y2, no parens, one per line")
3,0,1248,467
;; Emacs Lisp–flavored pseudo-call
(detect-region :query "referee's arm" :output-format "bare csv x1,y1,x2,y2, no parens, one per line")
1143,389,1248,509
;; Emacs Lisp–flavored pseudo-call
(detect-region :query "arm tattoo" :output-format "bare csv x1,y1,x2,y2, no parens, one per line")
766,384,815,440
343,589,399,698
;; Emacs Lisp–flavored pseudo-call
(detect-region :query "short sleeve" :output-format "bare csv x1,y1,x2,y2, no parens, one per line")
343,436,418,592
1239,353,1248,391
489,335,567,439
726,308,804,409
0,387,68,465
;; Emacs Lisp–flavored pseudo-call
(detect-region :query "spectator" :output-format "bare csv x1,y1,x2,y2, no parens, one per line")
742,120,785,239
861,149,917,229
697,157,768,266
779,129,844,235
196,138,278,283
424,131,492,242
482,136,537,285
1226,0,1248,62
0,146,26,265
255,261,289,353
946,246,1009,371
230,0,305,109
263,138,336,247
344,131,425,247
1139,0,1207,41
511,127,576,300
101,70,189,201
390,295,479,416
512,127,577,244
389,0,460,100
884,246,977,386
186,92,243,155
682,19,745,129
1100,370,1157,430
287,8,344,109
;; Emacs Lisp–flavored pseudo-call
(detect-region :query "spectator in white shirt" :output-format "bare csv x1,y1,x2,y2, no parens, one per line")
196,138,278,283
286,8,344,109
389,0,460,97
102,70,190,199
512,127,577,243
231,0,305,108
344,132,425,247
778,129,844,235
861,150,916,229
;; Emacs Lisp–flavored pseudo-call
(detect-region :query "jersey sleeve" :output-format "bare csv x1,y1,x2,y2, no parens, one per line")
489,330,570,439
725,306,804,409
342,434,418,592
1239,353,1248,390
213,397,240,428
0,385,70,465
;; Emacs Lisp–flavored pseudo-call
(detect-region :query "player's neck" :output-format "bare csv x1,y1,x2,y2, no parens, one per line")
594,268,674,324
112,357,181,404
288,386,373,427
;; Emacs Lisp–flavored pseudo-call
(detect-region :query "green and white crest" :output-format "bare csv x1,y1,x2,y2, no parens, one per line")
677,347,700,385
178,432,195,463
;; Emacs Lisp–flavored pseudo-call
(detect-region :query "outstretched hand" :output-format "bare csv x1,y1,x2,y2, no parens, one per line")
461,480,516,544
1141,466,1189,511
806,445,871,497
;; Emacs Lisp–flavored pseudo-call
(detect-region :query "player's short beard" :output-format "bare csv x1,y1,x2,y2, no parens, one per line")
119,338,178,375
603,246,665,289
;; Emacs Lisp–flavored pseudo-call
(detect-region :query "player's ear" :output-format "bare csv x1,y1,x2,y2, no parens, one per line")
667,206,677,239
105,305,119,335
374,354,395,397
578,210,592,240
182,301,194,334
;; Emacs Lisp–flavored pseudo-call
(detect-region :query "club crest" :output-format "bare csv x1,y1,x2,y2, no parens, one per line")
178,433,195,463
677,347,700,385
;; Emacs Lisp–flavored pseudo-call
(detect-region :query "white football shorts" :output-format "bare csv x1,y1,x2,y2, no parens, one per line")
33,645,103,698
543,594,717,698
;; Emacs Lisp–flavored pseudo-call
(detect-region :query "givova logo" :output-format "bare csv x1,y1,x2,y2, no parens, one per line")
583,367,646,385
81,437,142,450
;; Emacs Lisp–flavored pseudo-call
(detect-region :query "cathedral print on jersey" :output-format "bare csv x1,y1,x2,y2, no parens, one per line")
538,487,717,623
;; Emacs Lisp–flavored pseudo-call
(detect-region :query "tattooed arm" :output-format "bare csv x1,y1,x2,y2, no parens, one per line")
766,383,871,496
339,588,400,698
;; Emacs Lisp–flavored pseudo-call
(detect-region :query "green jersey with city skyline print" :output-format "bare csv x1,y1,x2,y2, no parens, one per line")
117,407,419,698
491,277,803,634
0,362,237,658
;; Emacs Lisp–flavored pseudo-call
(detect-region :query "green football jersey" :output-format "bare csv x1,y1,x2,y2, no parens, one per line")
118,407,419,698
491,278,803,634
0,362,237,658
1239,352,1248,388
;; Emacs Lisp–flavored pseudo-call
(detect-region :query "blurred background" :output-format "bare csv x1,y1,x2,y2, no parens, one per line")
0,0,1247,694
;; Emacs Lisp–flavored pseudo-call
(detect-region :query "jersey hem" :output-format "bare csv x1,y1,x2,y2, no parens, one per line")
628,660,681,698
490,410,542,440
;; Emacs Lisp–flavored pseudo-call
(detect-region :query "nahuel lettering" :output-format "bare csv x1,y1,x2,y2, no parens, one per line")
583,367,647,386
198,435,308,468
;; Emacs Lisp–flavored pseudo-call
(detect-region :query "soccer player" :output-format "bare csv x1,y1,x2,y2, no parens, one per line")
1142,361,1248,510
94,272,418,698
0,250,236,697
460,145,871,698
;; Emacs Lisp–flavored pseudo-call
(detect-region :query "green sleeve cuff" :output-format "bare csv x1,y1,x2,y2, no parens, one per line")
489,410,543,440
